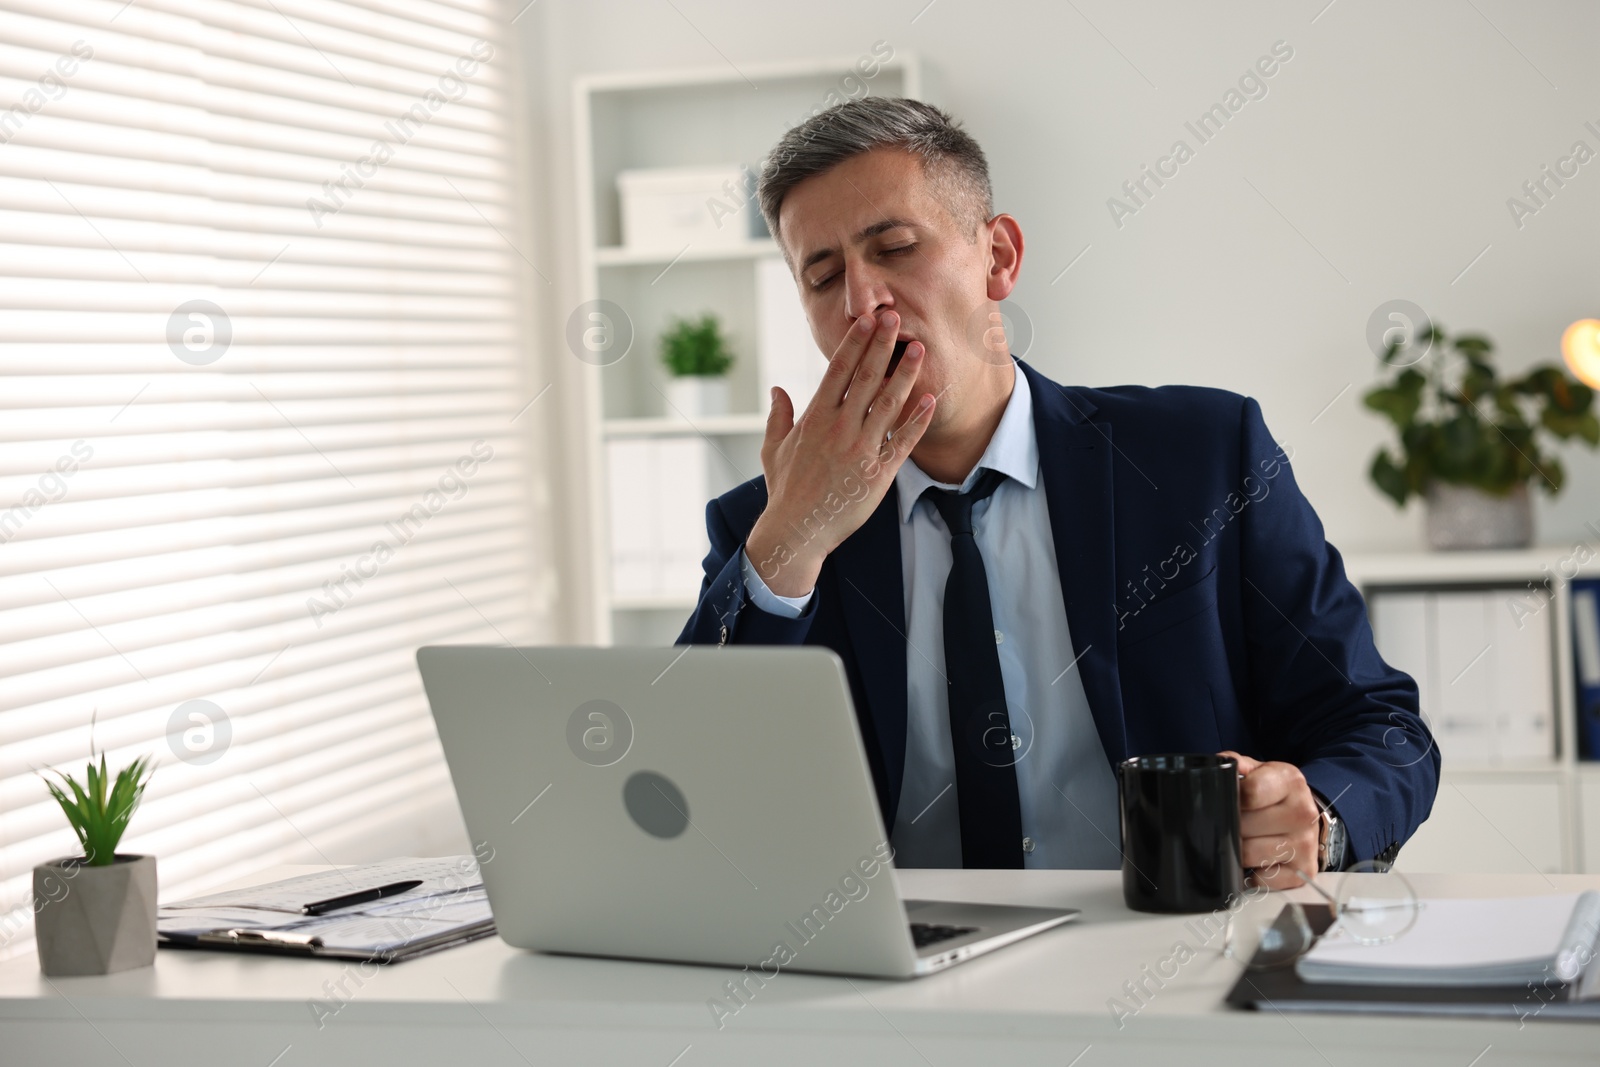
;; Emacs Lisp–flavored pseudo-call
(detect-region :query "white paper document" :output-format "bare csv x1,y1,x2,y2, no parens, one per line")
1297,891,1600,986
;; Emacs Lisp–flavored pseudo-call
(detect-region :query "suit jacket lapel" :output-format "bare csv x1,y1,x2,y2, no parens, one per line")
827,487,909,818
1022,359,1129,766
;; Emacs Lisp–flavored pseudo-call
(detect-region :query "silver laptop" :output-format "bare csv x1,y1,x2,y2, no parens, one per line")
417,645,1078,979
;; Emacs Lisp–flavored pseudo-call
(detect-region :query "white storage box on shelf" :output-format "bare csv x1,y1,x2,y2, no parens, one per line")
616,166,755,253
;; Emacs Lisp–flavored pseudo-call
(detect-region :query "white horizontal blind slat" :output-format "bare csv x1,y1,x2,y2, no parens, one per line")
0,0,531,963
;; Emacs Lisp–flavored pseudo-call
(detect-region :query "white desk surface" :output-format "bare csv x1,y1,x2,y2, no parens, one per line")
3,866,1597,1066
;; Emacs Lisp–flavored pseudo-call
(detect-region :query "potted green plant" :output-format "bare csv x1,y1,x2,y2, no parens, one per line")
33,751,158,975
1363,323,1599,549
659,313,734,417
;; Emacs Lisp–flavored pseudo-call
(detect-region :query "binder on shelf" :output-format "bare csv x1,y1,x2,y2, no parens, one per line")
605,436,711,602
1490,584,1555,762
655,437,713,596
1432,590,1495,765
1367,586,1554,766
606,438,656,601
1571,580,1600,760
1371,592,1434,710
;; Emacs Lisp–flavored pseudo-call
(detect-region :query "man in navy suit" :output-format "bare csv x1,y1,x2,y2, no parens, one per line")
677,98,1437,885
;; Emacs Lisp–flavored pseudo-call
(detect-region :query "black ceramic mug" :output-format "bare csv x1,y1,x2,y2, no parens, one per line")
1117,753,1244,913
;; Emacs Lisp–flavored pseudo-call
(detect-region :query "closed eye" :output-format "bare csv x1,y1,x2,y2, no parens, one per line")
807,245,917,291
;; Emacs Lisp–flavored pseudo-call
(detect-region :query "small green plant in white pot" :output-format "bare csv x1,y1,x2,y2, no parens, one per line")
34,751,158,975
660,313,734,417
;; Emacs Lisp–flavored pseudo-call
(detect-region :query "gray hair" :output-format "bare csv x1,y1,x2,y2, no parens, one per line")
758,97,994,252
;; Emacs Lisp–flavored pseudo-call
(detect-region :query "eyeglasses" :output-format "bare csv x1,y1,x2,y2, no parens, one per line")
1222,860,1423,970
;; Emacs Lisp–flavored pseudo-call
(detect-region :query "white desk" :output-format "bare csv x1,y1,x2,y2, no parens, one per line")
3,867,1596,1066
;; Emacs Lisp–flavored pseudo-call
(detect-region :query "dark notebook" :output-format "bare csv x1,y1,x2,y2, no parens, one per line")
1225,904,1600,1022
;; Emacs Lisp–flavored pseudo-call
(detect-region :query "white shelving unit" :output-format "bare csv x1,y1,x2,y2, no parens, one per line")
603,414,769,439
594,239,780,268
572,53,921,644
1343,546,1599,873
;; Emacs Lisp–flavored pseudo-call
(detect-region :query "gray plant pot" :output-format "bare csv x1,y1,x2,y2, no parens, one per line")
33,854,157,976
664,376,729,418
1423,482,1534,551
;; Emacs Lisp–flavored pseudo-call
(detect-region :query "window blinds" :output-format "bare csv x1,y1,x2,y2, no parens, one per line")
0,0,537,959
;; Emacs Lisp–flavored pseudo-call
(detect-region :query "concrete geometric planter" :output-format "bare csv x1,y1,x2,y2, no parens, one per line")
1423,482,1534,550
33,854,157,976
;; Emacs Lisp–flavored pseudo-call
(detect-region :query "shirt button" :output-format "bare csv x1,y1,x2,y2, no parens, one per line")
1022,837,1036,854
994,630,1004,645
719,624,729,645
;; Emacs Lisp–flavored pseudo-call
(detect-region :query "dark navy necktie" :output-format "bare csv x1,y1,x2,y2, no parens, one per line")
922,468,1023,869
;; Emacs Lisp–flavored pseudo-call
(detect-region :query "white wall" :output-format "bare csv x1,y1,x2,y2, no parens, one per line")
520,0,1600,632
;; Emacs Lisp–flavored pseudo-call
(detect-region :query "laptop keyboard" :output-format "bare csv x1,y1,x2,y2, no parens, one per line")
910,922,978,948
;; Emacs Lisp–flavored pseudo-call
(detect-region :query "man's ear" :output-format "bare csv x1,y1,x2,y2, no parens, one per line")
985,213,1023,302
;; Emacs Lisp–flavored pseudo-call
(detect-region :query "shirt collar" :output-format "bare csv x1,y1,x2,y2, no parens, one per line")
893,362,1039,525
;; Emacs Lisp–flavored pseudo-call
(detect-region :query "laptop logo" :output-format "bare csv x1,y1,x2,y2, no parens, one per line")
623,771,689,839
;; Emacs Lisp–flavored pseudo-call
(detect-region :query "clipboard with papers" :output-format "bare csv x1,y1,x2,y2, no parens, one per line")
157,856,496,963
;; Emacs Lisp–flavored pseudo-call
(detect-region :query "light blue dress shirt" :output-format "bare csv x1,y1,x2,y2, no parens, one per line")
737,369,1122,869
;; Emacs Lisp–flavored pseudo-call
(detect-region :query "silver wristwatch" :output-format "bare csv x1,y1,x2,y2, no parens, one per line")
1316,802,1347,872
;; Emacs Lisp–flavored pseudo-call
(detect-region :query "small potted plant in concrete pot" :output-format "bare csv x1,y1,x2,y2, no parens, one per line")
660,313,734,417
33,751,157,976
1364,323,1600,550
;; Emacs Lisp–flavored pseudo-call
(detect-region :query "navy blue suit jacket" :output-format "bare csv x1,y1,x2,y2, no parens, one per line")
676,357,1439,865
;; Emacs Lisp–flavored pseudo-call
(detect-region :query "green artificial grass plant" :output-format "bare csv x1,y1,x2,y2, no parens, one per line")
42,752,156,866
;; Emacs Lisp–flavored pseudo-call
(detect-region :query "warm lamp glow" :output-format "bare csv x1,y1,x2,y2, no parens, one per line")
1563,319,1600,388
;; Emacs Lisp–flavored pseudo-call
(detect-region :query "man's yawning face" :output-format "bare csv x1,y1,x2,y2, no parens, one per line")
778,147,1006,433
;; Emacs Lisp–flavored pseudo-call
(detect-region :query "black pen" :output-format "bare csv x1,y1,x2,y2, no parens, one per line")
301,879,423,916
